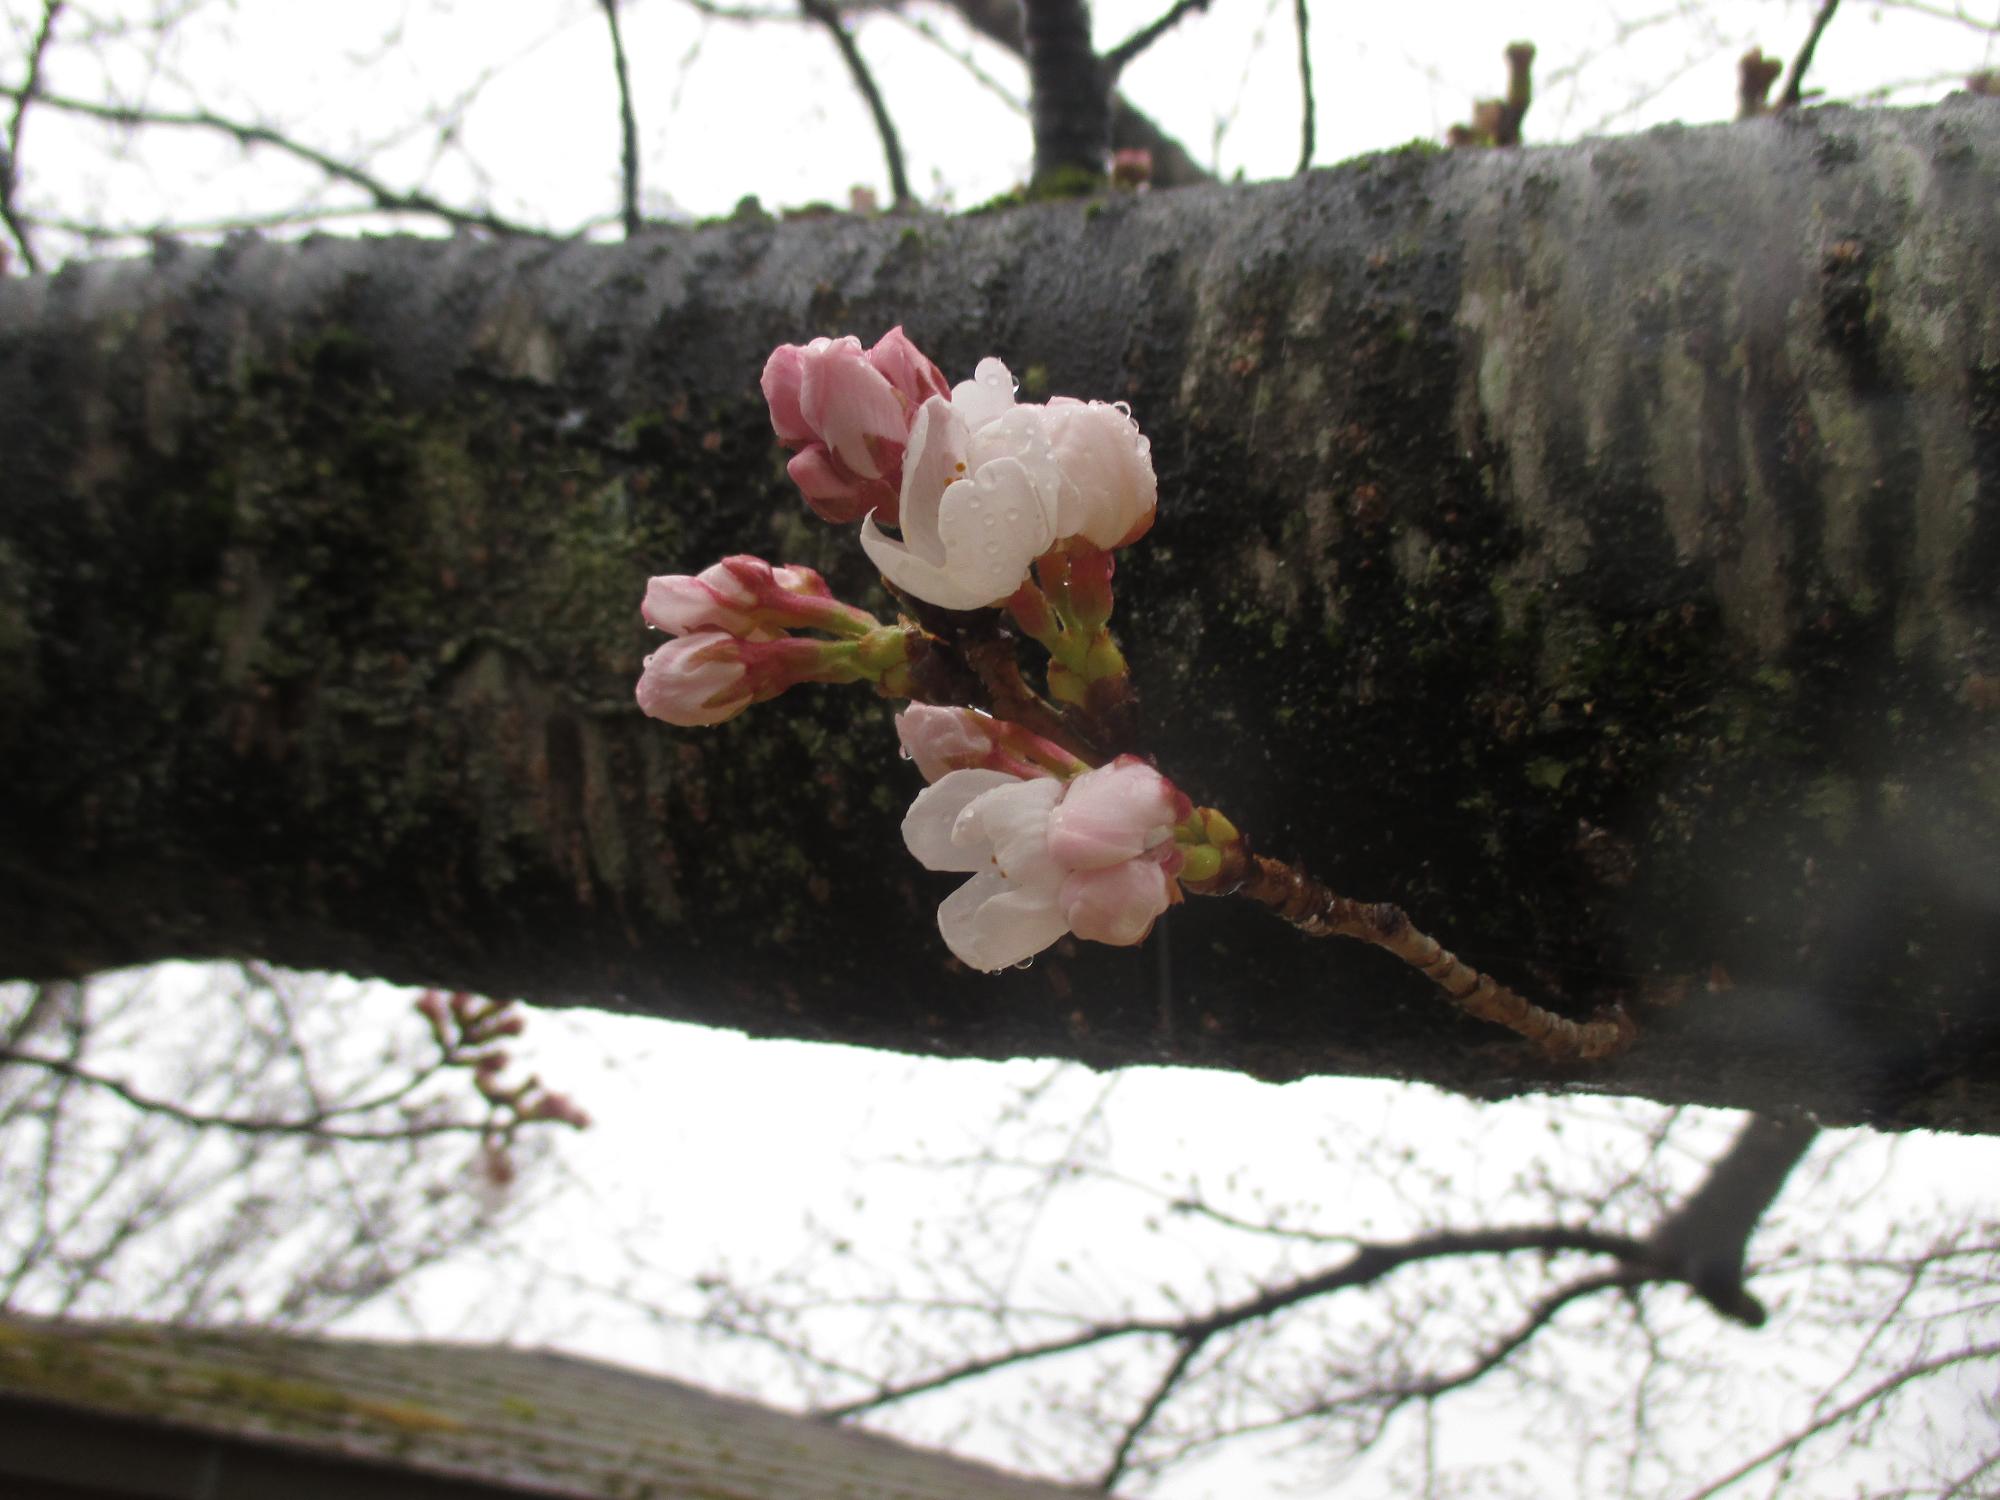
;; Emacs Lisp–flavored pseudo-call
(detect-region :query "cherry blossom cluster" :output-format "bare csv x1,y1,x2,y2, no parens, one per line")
632,329,1636,1060
637,327,1219,972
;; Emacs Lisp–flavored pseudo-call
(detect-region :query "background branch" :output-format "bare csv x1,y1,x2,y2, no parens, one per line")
0,86,538,236
1,0,65,274
800,0,913,207
1781,0,1844,109
598,0,643,237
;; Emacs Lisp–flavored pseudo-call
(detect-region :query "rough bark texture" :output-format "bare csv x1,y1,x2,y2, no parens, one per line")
2,102,1997,1131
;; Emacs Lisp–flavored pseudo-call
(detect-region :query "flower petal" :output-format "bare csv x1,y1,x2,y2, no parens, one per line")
1045,757,1181,869
951,776,1063,880
937,868,1069,971
903,769,1022,872
928,458,1055,607
891,396,966,564
1060,858,1176,946
951,357,1018,431
800,350,906,480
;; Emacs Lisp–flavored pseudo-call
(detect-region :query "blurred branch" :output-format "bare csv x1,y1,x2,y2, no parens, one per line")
0,1046,480,1142
599,0,643,237
817,1223,1655,1420
1101,0,1211,76
799,0,913,208
1678,1339,2000,1500
885,10,1025,111
1869,0,1998,35
1,0,65,274
0,85,541,237
1291,0,1313,174
1643,1113,1819,1327
1779,0,1843,110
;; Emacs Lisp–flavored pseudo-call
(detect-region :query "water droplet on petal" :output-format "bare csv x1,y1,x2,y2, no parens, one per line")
898,746,912,760
983,513,996,527
984,541,1000,555
1012,957,1034,970
1004,508,1020,523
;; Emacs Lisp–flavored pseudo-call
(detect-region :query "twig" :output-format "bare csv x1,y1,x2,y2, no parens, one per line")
798,0,912,209
1292,0,1314,174
0,1046,485,1142
1780,0,1843,109
2,0,65,274
598,0,643,237
0,85,540,237
1227,852,1636,1059
816,1223,1654,1419
1099,1332,1208,1490
1102,0,1213,76
1677,1340,2000,1500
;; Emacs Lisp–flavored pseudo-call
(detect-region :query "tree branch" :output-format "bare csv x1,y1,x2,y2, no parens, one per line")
1,0,65,274
816,1224,1655,1419
799,0,913,208
1645,1113,1819,1326
1677,1340,2000,1500
1780,0,1843,110
1292,0,1314,174
0,1046,482,1142
0,85,540,237
1098,1331,1208,1491
598,0,643,238
1101,0,1210,76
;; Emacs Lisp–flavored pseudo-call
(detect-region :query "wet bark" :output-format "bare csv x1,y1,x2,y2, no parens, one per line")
2,101,1997,1131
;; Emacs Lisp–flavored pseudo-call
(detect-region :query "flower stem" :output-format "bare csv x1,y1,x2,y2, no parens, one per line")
1195,840,1635,1060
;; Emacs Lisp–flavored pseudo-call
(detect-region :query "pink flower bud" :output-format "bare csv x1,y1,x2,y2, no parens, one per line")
636,634,752,726
761,328,947,526
895,705,1086,782
897,705,1000,782
1045,756,1187,870
642,556,878,644
867,326,952,409
643,562,765,638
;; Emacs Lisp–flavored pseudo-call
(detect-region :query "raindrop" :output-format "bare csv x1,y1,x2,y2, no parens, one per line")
966,497,981,510
1004,508,1020,523
983,514,997,528
984,541,1000,555
1012,957,1034,970
898,746,912,760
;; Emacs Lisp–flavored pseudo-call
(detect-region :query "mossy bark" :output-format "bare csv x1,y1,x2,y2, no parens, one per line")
2,102,1997,1131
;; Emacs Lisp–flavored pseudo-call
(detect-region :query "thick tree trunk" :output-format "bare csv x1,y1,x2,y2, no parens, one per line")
2,102,1996,1131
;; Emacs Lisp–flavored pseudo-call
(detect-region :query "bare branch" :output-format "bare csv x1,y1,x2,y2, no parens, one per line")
1292,0,1314,174
0,1046,483,1142
599,0,643,237
798,0,912,209
1102,0,1212,77
1098,1331,1208,1491
2,0,65,274
1780,0,1844,110
0,86,541,238
1677,1340,2000,1500
817,1223,1655,1420
1645,1113,1819,1327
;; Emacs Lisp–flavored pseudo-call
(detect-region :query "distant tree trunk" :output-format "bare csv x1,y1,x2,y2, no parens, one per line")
2,102,1996,1131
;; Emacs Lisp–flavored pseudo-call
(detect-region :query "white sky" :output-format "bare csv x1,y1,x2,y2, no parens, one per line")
6,1,2000,1494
